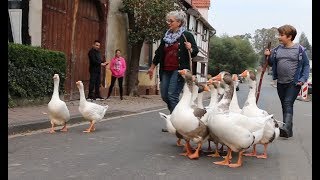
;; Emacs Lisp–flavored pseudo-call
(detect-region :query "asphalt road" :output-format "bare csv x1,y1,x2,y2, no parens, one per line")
8,78,312,180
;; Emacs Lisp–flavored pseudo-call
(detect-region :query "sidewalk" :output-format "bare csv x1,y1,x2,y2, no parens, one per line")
8,95,167,135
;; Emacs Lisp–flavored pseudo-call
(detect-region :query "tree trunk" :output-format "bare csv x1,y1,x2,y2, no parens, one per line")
126,42,143,96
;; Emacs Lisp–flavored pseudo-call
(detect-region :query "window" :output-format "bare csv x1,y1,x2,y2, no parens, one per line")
201,63,206,77
202,29,208,41
139,41,152,70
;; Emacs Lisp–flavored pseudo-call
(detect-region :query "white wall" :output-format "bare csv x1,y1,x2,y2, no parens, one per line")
197,8,209,21
105,0,129,87
105,0,128,61
28,0,42,46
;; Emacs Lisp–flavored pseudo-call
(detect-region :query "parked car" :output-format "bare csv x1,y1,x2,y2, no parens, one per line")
307,73,312,94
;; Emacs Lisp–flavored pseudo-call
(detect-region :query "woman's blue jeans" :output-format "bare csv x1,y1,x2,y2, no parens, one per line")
160,70,185,113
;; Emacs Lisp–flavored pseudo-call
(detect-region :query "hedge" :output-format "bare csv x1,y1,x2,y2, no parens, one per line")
8,43,67,107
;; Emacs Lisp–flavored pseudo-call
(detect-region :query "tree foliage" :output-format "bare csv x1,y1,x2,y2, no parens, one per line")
252,27,279,65
208,35,258,76
298,32,312,59
252,27,279,53
120,0,180,44
120,0,180,96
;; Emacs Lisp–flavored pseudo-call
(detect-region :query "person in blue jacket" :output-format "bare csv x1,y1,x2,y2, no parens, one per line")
265,24,310,138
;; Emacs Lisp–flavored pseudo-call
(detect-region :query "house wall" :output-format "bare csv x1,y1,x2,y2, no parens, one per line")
136,41,160,96
10,0,213,97
28,0,42,46
135,3,214,95
197,8,208,20
102,0,129,96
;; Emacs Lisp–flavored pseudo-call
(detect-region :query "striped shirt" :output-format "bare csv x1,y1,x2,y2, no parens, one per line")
275,43,300,83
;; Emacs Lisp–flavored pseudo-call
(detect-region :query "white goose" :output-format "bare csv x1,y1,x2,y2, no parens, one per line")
76,81,108,133
158,112,184,146
193,82,210,109
170,69,209,159
47,74,70,133
239,69,280,159
229,74,242,113
240,70,269,117
207,71,274,167
205,79,226,157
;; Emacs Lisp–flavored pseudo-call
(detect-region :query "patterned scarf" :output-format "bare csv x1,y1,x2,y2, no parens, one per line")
163,26,186,47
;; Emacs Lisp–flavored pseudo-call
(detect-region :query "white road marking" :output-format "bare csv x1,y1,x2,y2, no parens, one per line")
9,107,167,139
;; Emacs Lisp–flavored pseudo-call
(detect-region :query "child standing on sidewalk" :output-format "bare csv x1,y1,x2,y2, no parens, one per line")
107,49,127,100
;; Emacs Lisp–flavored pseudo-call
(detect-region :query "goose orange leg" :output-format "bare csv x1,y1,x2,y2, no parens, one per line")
180,140,193,156
213,147,232,166
60,123,68,132
207,142,221,157
188,142,202,159
176,138,184,146
207,140,212,151
256,144,269,159
228,150,244,168
49,123,55,133
243,144,257,157
83,121,95,133
219,144,225,153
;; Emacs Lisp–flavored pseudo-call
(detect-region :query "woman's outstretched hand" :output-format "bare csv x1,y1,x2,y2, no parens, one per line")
147,68,154,80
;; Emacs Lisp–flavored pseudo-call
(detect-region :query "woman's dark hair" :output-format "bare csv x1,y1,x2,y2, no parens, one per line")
115,49,121,54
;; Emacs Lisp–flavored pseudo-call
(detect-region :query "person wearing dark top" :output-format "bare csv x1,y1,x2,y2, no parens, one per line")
87,40,108,100
147,10,199,131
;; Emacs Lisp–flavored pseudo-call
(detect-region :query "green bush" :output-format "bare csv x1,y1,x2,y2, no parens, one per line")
8,43,66,107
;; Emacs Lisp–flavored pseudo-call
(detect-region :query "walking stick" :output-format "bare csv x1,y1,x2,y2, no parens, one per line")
182,34,193,75
256,42,271,103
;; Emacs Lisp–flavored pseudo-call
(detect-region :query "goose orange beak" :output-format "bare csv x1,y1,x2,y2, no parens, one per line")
239,70,248,78
203,84,210,92
178,69,186,75
211,73,222,81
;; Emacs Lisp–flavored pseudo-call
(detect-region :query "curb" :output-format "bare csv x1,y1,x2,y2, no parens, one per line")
8,105,166,136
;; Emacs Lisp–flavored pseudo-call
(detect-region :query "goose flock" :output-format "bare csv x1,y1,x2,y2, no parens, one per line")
47,69,279,168
160,69,281,168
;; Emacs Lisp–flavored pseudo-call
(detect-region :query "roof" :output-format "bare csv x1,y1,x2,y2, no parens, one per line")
186,8,215,32
179,0,216,34
191,0,211,8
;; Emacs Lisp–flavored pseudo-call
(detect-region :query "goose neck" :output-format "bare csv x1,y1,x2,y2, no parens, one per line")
179,83,193,105
216,83,233,112
78,86,87,103
52,79,60,97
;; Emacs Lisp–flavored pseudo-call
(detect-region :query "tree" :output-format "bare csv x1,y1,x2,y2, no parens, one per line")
208,35,258,76
298,32,312,59
252,27,279,65
120,0,180,96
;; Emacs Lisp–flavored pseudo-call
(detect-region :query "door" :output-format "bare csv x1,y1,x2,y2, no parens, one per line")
42,0,106,100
